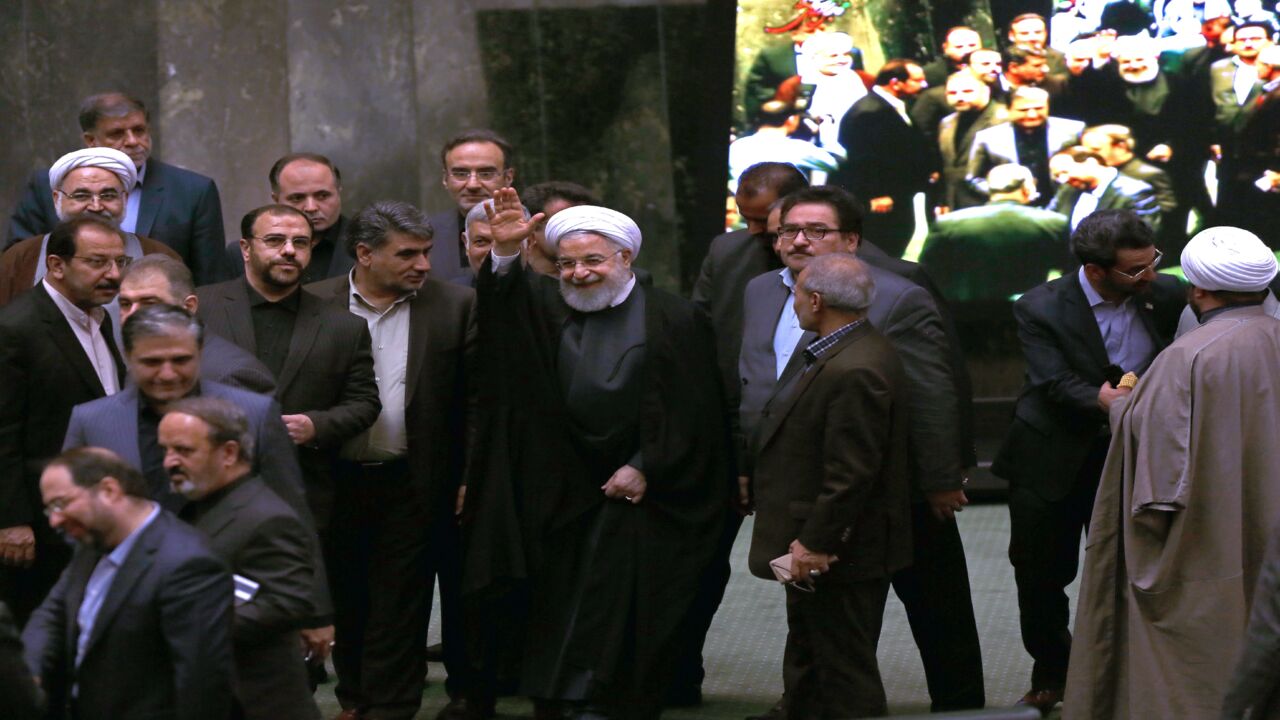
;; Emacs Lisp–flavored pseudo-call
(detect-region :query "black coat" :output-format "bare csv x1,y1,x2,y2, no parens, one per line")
991,271,1184,500
834,91,932,204
8,159,226,285
196,279,381,530
22,511,233,720
465,260,731,700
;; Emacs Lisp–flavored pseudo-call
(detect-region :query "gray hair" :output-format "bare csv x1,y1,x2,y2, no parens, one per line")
163,396,254,464
122,254,195,300
346,200,434,256
800,253,876,313
988,164,1036,195
463,199,530,245
122,303,204,354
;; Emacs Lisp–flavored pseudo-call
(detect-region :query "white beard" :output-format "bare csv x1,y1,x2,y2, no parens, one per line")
559,270,631,312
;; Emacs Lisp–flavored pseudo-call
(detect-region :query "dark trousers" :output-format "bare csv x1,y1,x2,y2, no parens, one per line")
890,502,985,711
328,461,468,719
1008,438,1108,691
783,573,891,720
669,508,744,693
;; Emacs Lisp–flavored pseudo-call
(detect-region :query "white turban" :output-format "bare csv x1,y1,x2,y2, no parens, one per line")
544,205,642,260
48,148,137,193
1181,226,1278,292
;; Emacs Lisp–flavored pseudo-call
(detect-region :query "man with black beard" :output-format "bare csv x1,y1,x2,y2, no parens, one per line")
464,189,730,720
937,71,1008,212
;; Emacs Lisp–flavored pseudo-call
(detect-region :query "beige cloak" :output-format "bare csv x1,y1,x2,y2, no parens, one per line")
1064,305,1280,719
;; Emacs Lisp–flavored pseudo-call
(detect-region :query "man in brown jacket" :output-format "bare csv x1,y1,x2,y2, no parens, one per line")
748,252,911,719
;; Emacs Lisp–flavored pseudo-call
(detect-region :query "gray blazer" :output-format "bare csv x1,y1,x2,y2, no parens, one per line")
965,117,1085,196
938,102,1008,210
738,263,962,496
201,333,276,396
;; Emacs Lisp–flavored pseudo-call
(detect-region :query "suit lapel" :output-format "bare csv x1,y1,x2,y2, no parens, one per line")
101,313,126,386
405,288,432,405
939,116,957,165
35,285,107,396
81,513,163,660
757,328,864,451
1063,273,1112,369
64,550,98,666
193,481,250,540
276,292,324,394
221,281,258,354
134,162,164,238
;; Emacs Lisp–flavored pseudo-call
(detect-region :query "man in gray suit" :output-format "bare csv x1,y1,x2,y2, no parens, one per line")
118,254,275,395
740,186,984,714
429,130,517,286
966,86,1084,204
1048,146,1161,232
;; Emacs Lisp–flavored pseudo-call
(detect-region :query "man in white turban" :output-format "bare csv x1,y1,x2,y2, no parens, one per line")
460,188,730,720
1064,226,1280,719
0,147,179,308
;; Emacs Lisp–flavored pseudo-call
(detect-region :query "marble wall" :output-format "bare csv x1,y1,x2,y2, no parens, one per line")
0,0,729,291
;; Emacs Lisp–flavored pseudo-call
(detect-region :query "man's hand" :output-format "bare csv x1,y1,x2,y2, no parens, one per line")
1210,144,1223,162
1097,381,1132,411
926,488,969,522
789,539,838,580
601,465,646,504
869,196,894,213
486,187,546,255
1146,144,1173,162
281,414,317,446
455,485,466,517
300,625,335,662
734,475,754,516
935,205,951,216
0,525,34,567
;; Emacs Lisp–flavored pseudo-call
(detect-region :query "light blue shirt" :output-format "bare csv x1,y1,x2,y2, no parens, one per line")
121,162,146,235
76,503,160,668
772,269,806,380
1077,266,1156,373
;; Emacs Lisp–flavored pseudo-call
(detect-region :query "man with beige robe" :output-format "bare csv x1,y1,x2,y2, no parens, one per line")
1064,226,1280,719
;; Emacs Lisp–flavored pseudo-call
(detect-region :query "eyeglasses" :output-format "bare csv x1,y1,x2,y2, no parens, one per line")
1109,249,1163,280
252,234,313,250
71,255,132,271
43,487,91,518
777,225,848,242
554,249,623,272
57,189,123,204
447,169,503,182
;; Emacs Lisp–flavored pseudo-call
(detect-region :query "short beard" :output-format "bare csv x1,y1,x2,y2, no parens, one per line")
559,269,631,312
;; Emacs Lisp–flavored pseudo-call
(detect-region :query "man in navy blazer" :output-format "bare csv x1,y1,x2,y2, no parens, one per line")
429,130,517,286
7,92,226,285
22,447,233,720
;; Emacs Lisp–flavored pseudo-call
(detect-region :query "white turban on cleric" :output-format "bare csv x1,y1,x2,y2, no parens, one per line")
544,205,642,260
1181,226,1279,292
48,147,138,193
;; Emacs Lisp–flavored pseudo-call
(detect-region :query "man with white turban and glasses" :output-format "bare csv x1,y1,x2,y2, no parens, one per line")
0,148,180,308
1064,226,1280,719
460,188,731,720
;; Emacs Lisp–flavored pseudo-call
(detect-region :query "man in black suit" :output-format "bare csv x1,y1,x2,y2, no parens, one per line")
748,253,911,720
991,209,1185,714
218,153,355,284
0,216,127,625
119,254,276,395
162,397,320,720
22,447,233,720
309,200,478,720
429,130,517,286
742,187,984,714
833,59,933,257
1049,146,1161,232
7,92,226,284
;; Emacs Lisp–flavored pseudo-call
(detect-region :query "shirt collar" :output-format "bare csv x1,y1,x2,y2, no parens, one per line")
106,502,160,566
134,162,147,188
1088,167,1119,198
872,86,908,117
609,274,638,308
348,268,416,314
779,266,797,290
1077,265,1129,309
804,319,866,364
42,278,105,329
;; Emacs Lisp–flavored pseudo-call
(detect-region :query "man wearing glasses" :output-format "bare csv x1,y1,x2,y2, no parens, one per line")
991,209,1184,715
0,216,131,625
429,130,517,286
0,147,180,307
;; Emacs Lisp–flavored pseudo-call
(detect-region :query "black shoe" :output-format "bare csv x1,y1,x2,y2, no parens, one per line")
435,697,495,720
664,685,702,707
426,642,445,662
745,696,784,720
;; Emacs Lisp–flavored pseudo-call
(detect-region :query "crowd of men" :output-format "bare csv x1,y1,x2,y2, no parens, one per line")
6,9,1280,719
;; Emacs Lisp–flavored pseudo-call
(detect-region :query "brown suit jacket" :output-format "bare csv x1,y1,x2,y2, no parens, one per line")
0,233,180,307
747,322,912,581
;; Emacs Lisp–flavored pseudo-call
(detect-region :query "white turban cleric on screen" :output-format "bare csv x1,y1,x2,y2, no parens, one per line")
48,148,138,193
1181,226,1279,292
544,205,642,260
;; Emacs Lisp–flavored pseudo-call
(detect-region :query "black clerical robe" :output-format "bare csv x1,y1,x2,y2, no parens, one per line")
464,260,731,713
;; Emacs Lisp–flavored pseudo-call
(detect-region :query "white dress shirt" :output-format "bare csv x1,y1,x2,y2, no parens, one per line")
1069,167,1120,230
43,279,120,395
341,272,413,461
772,268,806,380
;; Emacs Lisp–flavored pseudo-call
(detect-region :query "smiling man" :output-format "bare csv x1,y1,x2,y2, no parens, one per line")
428,130,517,285
7,92,226,284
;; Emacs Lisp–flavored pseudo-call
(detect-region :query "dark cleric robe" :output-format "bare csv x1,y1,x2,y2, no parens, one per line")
463,259,731,717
